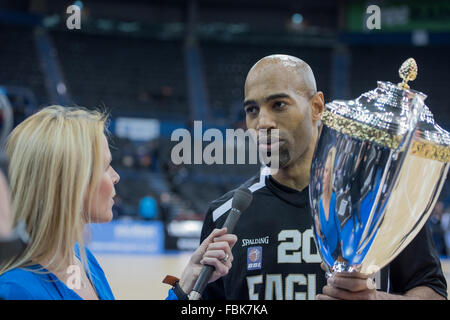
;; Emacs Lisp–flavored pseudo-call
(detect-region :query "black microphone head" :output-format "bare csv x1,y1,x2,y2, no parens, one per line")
232,187,253,212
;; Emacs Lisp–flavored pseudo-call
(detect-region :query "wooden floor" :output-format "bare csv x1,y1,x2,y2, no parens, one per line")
97,253,192,300
97,253,450,300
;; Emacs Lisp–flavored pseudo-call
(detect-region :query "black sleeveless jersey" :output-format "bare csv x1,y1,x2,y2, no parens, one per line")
200,170,447,300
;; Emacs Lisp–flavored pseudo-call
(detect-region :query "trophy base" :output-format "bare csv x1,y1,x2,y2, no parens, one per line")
326,261,359,279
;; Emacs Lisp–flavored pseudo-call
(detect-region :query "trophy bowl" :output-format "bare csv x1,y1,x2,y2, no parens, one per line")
310,58,450,276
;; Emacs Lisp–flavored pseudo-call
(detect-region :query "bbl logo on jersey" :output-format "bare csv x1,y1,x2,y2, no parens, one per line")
247,246,262,270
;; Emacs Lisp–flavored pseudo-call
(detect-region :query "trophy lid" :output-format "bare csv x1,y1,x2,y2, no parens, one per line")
323,58,450,162
326,80,426,133
411,104,450,162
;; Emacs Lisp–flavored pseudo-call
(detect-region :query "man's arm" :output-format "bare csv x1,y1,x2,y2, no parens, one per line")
381,286,444,300
317,273,445,300
402,286,445,300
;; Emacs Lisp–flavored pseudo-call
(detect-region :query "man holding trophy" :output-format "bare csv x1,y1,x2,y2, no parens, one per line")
199,54,447,300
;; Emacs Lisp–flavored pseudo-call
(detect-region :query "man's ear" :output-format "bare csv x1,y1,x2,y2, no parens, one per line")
310,91,324,122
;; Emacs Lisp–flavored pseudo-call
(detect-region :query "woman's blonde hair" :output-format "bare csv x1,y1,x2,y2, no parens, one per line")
0,105,108,276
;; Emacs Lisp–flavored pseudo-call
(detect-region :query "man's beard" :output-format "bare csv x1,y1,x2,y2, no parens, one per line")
278,147,291,168
263,146,290,169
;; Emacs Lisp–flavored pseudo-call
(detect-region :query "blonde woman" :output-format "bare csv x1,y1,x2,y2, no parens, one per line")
0,106,236,300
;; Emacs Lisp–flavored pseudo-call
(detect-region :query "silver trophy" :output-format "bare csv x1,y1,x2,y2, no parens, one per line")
310,58,450,276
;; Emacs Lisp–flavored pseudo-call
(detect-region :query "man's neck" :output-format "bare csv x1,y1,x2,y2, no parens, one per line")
271,146,314,192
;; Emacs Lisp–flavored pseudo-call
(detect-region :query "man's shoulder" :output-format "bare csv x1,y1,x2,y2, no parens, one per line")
206,171,267,218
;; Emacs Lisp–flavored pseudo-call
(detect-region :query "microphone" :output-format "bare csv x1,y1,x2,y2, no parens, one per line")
188,187,253,300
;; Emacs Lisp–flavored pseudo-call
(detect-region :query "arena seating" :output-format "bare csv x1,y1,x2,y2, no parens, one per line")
50,30,189,118
200,41,333,120
1,23,448,229
158,138,261,214
0,24,47,106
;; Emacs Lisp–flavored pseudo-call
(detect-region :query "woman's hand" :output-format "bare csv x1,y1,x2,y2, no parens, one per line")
179,228,237,294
